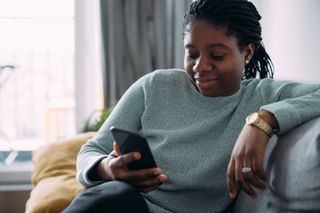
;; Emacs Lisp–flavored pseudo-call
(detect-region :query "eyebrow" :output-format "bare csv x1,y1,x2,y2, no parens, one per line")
185,43,230,50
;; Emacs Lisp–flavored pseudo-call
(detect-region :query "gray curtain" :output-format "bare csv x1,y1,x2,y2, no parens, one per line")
100,0,192,108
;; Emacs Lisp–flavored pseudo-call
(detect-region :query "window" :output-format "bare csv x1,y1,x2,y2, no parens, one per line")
0,0,75,160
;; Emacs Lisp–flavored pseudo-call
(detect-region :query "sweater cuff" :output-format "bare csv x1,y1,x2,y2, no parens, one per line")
260,102,302,135
77,155,108,187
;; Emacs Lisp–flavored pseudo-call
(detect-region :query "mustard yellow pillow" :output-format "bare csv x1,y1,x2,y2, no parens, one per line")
25,132,95,213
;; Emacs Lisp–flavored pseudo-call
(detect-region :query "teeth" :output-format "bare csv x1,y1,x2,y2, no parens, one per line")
194,72,199,78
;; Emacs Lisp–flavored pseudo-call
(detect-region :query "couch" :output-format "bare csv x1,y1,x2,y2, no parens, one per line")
234,117,320,212
25,117,320,213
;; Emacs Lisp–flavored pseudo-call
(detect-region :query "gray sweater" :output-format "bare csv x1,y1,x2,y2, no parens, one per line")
77,69,320,213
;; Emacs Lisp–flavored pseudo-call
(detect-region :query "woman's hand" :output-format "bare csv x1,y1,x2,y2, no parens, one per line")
227,110,278,199
227,124,269,199
97,143,167,193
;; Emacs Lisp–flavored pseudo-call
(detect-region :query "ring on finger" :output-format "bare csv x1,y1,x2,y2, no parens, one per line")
242,167,252,174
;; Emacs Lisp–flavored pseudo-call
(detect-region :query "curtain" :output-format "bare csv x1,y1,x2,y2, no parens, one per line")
100,0,192,108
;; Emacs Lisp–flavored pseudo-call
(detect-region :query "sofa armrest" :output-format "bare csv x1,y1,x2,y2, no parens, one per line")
234,117,320,213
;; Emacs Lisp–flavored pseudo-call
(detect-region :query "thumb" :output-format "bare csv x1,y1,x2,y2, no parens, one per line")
113,142,121,156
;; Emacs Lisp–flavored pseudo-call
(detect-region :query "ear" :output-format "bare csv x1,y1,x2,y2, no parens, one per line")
243,43,255,63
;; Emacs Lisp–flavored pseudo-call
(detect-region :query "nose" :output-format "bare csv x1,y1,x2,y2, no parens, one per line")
192,56,212,73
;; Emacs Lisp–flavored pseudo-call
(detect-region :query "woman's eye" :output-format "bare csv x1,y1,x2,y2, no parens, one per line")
211,54,225,61
187,55,198,60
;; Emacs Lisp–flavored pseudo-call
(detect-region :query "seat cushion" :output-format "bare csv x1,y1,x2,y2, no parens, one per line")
25,132,95,213
234,117,320,212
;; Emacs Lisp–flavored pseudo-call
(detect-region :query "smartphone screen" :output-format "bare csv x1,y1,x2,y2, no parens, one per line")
110,126,157,170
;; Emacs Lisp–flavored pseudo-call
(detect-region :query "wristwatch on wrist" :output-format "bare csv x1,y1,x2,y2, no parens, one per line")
246,112,273,136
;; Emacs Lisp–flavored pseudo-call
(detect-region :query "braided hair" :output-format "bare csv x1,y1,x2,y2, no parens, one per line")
184,0,273,79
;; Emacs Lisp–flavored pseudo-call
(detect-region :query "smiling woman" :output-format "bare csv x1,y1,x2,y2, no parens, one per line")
183,21,252,97
68,0,320,213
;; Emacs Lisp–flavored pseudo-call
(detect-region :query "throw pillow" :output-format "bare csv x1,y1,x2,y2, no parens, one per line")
25,132,95,213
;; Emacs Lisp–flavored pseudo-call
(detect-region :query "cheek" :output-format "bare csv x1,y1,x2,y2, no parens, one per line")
216,61,243,84
223,57,244,78
234,59,245,78
184,59,194,76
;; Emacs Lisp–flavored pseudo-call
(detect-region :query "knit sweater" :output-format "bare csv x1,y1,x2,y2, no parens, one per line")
77,69,320,213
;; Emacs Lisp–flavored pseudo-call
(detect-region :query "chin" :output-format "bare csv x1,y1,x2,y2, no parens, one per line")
200,90,220,97
200,88,238,97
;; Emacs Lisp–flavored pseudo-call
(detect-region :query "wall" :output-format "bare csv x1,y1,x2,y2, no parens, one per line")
258,0,320,83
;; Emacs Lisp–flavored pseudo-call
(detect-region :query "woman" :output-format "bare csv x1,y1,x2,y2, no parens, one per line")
64,0,320,212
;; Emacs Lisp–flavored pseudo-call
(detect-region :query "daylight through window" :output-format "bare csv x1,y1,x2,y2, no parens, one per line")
0,0,75,153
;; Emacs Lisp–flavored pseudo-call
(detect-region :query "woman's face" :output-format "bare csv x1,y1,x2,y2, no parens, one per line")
184,20,254,97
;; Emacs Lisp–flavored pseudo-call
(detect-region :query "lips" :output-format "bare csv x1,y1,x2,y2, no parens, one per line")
196,78,219,90
193,73,219,90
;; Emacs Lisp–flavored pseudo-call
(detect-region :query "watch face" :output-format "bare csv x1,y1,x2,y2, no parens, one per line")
246,112,273,136
247,112,259,124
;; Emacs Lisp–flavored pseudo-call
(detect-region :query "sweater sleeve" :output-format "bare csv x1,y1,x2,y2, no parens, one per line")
76,74,151,187
257,79,320,134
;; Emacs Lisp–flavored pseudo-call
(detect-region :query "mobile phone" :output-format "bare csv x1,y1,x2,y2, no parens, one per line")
110,126,157,170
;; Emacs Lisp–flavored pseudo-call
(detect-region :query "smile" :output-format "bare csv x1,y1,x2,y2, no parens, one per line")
193,72,219,90
195,78,219,90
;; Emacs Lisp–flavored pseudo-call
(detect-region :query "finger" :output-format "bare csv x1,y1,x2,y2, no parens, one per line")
159,174,168,183
243,169,266,190
135,174,167,193
138,183,161,193
242,158,266,190
113,142,121,156
131,175,162,188
252,154,267,182
116,166,164,184
227,159,237,199
113,152,141,170
125,167,162,181
108,150,118,158
236,161,256,198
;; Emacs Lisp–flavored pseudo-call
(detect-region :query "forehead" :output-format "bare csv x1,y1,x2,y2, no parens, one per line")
184,20,238,50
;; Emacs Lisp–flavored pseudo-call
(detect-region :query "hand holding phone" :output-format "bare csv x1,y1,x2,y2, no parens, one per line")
110,126,157,170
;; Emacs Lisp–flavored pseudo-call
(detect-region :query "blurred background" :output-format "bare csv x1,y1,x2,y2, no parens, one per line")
0,0,319,212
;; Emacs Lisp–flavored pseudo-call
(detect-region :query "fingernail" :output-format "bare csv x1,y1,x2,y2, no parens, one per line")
134,152,141,159
229,192,236,199
160,174,167,182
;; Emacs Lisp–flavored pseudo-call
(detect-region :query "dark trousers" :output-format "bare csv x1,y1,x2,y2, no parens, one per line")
63,181,149,213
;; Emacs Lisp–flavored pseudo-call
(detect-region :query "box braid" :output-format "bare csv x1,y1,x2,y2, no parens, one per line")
184,0,274,79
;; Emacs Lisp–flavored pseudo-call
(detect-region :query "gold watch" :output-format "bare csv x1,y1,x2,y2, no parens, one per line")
246,112,273,136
